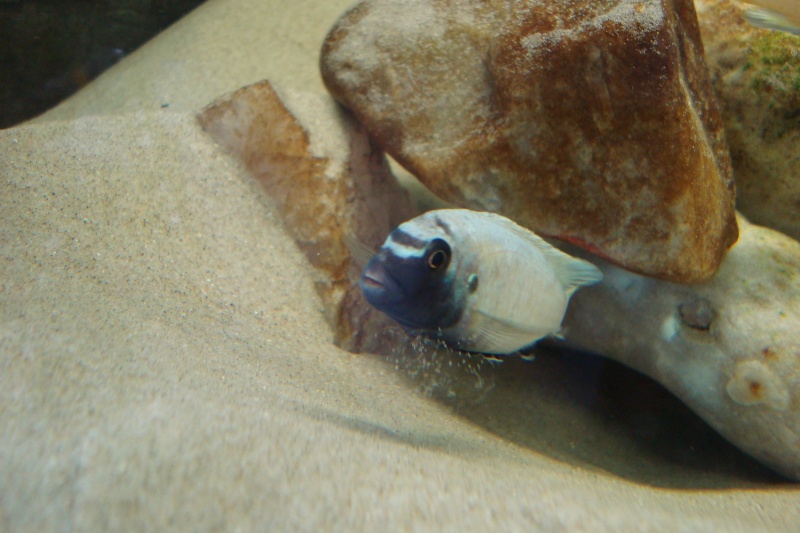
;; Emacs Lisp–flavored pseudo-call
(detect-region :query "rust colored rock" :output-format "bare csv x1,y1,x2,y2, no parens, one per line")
198,80,414,352
321,0,738,282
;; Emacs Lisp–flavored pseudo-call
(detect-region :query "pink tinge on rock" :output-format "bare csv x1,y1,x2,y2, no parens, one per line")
321,0,738,282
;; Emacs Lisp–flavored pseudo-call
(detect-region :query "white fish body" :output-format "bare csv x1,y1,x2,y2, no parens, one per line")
453,213,598,353
359,209,603,354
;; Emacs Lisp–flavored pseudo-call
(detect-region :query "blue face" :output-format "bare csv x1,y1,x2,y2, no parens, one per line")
359,231,463,332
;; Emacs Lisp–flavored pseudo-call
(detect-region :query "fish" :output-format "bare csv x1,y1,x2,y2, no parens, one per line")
358,209,603,355
740,1,800,35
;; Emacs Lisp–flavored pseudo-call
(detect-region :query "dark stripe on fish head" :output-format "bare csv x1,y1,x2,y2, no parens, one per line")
432,214,455,238
385,226,429,250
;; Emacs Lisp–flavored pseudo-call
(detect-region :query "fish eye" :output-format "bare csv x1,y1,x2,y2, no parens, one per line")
428,250,447,269
426,239,451,270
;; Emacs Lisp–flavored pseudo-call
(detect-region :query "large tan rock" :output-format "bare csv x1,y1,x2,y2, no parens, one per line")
320,0,738,282
562,215,800,480
198,81,414,352
696,0,800,241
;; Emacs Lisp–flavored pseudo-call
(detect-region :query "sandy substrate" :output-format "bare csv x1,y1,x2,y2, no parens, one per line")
3,109,798,531
2,0,799,529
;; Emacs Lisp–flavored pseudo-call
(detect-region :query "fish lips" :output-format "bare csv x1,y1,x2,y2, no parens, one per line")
359,257,407,310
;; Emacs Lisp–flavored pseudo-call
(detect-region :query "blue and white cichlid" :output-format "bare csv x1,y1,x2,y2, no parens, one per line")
358,209,603,354
740,0,800,35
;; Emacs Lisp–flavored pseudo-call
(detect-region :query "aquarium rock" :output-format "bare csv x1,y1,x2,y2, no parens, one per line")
198,80,414,352
562,215,800,480
320,0,738,283
696,0,800,242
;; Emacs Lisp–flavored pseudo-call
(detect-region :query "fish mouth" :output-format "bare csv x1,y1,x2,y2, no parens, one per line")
359,258,405,307
361,273,385,290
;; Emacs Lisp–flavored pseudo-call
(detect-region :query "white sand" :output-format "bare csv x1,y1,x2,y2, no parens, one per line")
2,0,799,529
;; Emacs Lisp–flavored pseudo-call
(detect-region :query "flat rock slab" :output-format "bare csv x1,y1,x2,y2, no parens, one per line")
321,0,738,282
198,80,414,352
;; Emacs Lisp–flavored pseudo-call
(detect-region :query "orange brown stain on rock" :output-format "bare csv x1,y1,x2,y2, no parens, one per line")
320,0,738,282
199,80,414,352
761,346,778,360
749,379,763,399
487,2,737,278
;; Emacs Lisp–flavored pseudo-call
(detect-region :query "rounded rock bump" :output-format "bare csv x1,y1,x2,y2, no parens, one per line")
726,360,790,411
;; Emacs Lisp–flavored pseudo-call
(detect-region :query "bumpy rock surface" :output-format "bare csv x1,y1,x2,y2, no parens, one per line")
562,215,800,480
198,81,414,351
321,0,739,282
696,0,800,241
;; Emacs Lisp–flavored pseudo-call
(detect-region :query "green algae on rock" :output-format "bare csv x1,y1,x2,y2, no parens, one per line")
747,32,800,133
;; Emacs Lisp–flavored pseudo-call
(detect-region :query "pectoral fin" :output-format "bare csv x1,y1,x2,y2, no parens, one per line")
343,233,376,268
469,308,551,354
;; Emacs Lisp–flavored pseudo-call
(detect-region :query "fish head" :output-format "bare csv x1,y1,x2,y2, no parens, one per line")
359,225,464,331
